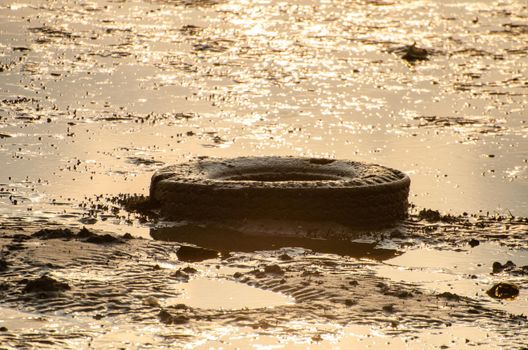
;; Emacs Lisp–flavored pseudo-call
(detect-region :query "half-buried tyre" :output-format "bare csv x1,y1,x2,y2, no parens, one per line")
150,157,410,228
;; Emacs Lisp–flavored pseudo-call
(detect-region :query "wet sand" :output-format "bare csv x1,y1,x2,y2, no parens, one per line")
0,212,527,348
0,0,527,348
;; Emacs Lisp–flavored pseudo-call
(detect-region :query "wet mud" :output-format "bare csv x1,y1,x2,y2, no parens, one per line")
1,211,527,348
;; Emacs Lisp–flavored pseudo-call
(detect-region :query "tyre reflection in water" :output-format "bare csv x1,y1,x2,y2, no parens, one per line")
151,222,400,261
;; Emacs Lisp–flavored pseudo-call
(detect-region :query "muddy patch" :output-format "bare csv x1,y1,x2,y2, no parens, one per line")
0,217,527,348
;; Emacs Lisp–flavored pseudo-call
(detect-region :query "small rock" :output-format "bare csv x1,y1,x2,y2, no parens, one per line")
504,260,516,269
402,42,429,61
492,261,503,273
492,261,506,273
492,260,516,274
437,292,461,301
278,253,293,261
144,296,160,307
23,275,70,294
301,270,321,277
122,233,133,240
171,315,189,324
264,264,284,275
182,266,198,274
158,310,173,324
158,309,189,325
0,258,8,272
382,304,396,313
344,299,357,306
77,226,96,238
376,282,389,292
418,209,442,222
32,228,75,240
173,303,188,310
85,234,121,244
391,290,414,299
253,271,266,279
468,238,480,247
486,282,519,299
0,326,7,332
172,270,190,282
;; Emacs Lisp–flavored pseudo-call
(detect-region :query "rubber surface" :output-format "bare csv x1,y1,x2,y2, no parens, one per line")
150,157,410,227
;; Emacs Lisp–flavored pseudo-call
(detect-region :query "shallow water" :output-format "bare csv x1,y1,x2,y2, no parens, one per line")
194,324,504,349
166,277,294,309
1,0,527,348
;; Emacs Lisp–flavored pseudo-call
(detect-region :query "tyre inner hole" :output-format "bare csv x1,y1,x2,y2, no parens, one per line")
216,172,344,182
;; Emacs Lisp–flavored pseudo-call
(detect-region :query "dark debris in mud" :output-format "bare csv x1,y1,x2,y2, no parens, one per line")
406,115,508,136
402,206,528,249
0,223,526,348
437,291,463,302
0,258,8,272
486,282,520,300
389,42,430,62
32,228,76,240
32,227,125,244
401,43,429,62
158,309,190,325
23,275,71,294
468,238,480,247
126,157,165,167
108,194,160,221
492,260,528,276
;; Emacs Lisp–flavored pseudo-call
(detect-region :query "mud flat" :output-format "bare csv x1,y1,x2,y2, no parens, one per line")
0,209,526,349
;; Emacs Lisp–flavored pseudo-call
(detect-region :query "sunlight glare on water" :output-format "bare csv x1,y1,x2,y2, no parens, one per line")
167,278,294,310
